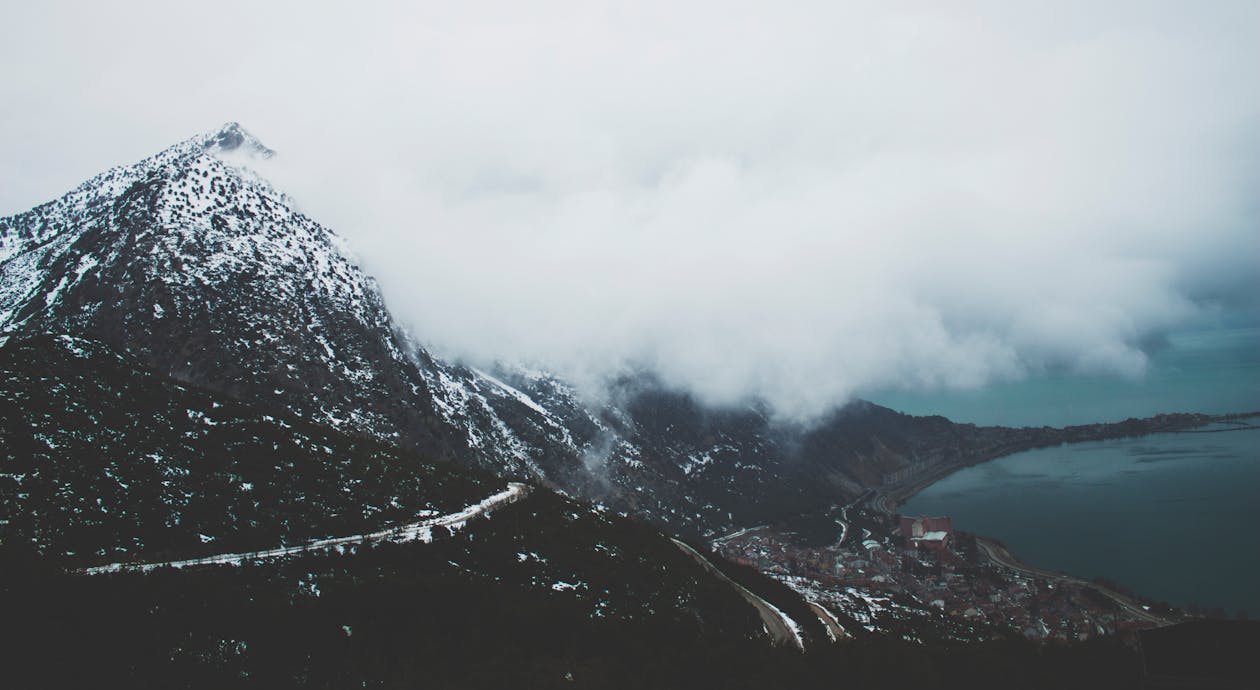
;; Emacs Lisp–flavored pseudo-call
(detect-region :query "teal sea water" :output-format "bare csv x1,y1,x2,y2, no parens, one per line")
890,321,1260,616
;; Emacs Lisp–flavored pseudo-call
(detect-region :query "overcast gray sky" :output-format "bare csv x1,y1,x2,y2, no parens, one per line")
2,1,1257,417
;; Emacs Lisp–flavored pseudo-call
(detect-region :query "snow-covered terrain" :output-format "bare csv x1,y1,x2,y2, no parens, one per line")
0,123,604,487
84,483,530,574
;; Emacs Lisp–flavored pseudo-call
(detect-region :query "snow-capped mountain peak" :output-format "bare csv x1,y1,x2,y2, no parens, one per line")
0,125,439,445
200,121,275,159
0,124,610,488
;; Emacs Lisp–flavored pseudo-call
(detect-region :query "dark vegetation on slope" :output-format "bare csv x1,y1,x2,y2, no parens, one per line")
673,535,830,644
0,330,1152,688
0,331,796,649
0,334,493,562
599,380,1230,539
1139,620,1260,686
0,331,1163,689
0,542,1146,690
0,130,466,466
0,331,771,651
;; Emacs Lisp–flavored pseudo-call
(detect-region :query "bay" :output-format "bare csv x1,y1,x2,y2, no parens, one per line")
901,426,1260,617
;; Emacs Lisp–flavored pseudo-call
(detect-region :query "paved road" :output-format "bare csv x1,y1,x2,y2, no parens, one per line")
806,601,849,642
868,489,898,516
975,537,1172,627
835,513,848,547
847,489,875,510
671,538,805,651
711,524,769,546
827,490,876,548
82,483,531,575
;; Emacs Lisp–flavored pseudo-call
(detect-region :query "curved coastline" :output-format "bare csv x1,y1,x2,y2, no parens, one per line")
870,411,1260,626
973,535,1173,626
874,410,1259,513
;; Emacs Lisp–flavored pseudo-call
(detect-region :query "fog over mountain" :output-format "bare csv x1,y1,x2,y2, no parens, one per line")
3,1,1257,418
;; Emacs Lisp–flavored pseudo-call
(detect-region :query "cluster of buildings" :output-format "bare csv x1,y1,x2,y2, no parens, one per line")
713,513,1154,642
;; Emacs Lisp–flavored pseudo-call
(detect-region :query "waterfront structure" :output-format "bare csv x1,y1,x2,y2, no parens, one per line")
900,516,953,552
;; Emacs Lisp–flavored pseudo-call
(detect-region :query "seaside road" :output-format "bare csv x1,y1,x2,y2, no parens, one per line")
869,490,898,516
975,537,1172,627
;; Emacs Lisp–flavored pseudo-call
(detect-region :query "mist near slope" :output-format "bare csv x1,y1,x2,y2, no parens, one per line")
2,2,1258,420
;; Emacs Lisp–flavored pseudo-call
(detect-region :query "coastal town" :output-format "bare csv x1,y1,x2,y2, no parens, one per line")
711,502,1171,644
707,413,1260,646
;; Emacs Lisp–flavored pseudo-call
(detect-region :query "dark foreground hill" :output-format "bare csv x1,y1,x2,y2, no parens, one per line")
0,332,775,678
0,334,775,634
1139,620,1260,689
0,332,1152,688
0,333,494,560
0,549,1146,690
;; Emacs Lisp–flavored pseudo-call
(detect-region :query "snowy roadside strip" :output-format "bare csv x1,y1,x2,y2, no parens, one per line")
710,524,768,547
806,600,848,642
670,538,806,651
80,482,531,575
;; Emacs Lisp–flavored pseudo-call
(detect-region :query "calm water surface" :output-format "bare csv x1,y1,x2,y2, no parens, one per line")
901,426,1260,616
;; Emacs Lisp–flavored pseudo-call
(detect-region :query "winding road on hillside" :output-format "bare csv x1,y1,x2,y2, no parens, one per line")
82,483,531,575
806,601,850,642
834,489,876,546
975,537,1172,626
670,538,806,651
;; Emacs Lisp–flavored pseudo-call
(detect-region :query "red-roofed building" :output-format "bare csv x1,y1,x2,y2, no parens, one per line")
899,515,953,553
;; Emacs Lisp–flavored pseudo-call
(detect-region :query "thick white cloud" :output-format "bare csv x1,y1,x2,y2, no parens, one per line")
2,1,1257,417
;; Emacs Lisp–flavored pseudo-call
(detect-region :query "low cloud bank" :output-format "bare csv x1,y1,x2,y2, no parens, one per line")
4,2,1257,418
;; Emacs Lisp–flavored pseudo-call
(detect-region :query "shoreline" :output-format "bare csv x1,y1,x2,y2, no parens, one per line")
973,536,1174,627
873,410,1260,514
869,410,1259,627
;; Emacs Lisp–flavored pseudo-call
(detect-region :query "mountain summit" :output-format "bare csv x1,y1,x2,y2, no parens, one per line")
0,122,458,458
201,122,275,159
0,123,614,487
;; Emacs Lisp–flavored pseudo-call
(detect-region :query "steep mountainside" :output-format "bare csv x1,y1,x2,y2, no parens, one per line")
1,333,849,685
0,124,613,486
0,332,1149,687
1,124,445,457
0,331,808,641
0,334,495,560
503,372,1068,534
